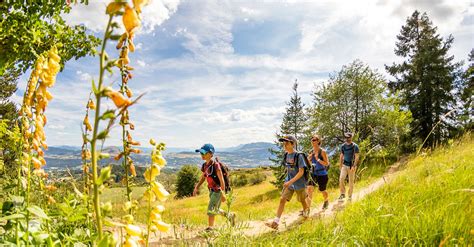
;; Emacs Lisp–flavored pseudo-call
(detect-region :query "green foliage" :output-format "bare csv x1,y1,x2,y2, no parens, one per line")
459,49,474,131
386,11,461,148
0,2,100,75
270,81,308,189
309,60,411,151
231,171,266,187
175,165,200,199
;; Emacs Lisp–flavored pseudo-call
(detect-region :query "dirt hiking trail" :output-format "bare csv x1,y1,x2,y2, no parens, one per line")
143,163,403,246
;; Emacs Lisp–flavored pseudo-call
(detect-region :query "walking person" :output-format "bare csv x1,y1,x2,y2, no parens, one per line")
265,135,310,230
338,132,360,202
193,143,235,231
306,134,330,210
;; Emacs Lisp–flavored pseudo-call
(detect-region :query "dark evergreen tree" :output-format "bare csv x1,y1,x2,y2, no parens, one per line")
459,49,474,131
386,11,461,148
175,165,200,198
270,80,307,189
0,67,19,122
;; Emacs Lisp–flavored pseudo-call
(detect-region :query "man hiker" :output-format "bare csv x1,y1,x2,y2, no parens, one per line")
192,143,235,231
306,134,330,210
338,132,360,202
265,135,310,230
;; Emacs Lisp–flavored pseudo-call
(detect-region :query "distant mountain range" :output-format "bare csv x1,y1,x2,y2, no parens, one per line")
44,142,278,171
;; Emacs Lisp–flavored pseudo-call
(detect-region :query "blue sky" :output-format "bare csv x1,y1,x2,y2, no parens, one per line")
12,0,474,149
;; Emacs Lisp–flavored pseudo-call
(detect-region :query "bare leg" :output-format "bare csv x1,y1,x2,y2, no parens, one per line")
208,215,215,227
276,197,287,218
306,186,315,208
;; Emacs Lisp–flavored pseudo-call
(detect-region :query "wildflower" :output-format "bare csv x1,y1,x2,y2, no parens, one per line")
150,181,170,202
130,164,137,177
154,220,171,232
133,0,148,13
125,224,142,237
104,87,132,108
152,153,166,167
87,99,96,110
83,115,92,131
152,205,165,214
47,195,56,204
143,188,156,202
123,5,140,35
44,185,58,192
32,157,42,169
123,237,139,247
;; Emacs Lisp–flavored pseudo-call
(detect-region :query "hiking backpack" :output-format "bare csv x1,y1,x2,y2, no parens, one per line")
282,152,312,182
206,157,232,193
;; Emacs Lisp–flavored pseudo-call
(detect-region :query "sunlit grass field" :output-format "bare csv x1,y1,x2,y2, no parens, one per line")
103,161,389,227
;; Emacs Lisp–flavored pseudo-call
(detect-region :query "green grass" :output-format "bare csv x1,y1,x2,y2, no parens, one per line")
103,161,388,228
217,135,474,246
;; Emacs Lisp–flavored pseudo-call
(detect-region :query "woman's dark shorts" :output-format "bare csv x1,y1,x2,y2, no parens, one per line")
307,174,328,191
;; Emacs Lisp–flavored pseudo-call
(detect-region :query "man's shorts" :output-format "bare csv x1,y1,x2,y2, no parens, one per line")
207,190,222,216
281,188,307,202
308,174,328,191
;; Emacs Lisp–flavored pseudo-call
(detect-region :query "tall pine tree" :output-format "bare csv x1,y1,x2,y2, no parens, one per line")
269,80,308,189
386,11,460,148
459,49,474,131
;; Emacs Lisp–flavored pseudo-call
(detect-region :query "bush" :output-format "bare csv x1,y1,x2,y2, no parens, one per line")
175,165,200,199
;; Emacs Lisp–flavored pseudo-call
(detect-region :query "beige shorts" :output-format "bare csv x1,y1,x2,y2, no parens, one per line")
281,188,307,202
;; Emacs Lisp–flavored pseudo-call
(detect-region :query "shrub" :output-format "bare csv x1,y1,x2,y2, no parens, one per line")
175,165,200,198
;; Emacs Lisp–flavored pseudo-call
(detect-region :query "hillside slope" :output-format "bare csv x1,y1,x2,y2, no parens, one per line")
223,135,473,246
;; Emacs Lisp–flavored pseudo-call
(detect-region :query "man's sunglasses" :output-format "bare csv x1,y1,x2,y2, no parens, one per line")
311,139,319,142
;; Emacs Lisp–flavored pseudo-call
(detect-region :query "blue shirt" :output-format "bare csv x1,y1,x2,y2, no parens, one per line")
341,142,359,166
284,152,307,190
312,149,328,176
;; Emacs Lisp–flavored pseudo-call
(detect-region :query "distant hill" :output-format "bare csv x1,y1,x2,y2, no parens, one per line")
44,142,277,170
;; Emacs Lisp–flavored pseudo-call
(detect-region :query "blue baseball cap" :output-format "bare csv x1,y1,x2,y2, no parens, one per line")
195,143,215,155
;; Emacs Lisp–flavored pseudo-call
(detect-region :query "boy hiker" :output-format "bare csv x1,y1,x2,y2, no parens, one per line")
265,135,310,230
192,143,235,231
306,134,330,210
338,132,360,202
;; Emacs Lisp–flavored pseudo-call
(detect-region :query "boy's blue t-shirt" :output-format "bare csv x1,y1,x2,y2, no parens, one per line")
284,152,307,190
341,142,359,166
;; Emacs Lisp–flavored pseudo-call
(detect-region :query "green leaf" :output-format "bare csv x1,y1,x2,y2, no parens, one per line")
0,213,25,221
27,205,50,220
91,79,98,95
99,110,115,120
96,130,108,140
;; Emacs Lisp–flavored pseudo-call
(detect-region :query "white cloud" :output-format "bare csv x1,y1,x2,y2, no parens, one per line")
63,0,180,34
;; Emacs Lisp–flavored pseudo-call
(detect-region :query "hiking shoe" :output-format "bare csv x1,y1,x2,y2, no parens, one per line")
265,221,279,230
204,227,214,232
298,210,304,216
228,212,236,227
338,194,345,202
301,209,310,218
322,200,329,210
348,196,352,202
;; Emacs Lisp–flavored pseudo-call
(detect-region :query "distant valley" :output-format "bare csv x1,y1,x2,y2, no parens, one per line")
44,142,278,171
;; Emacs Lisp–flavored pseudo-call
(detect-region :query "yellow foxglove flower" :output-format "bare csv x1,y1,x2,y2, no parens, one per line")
87,99,96,110
154,220,171,232
151,181,169,202
123,238,139,247
125,224,142,237
32,157,42,169
130,164,137,177
143,188,156,202
105,89,132,108
150,212,161,221
47,195,56,204
152,154,167,167
133,0,148,13
83,115,92,131
123,5,140,35
152,205,165,214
